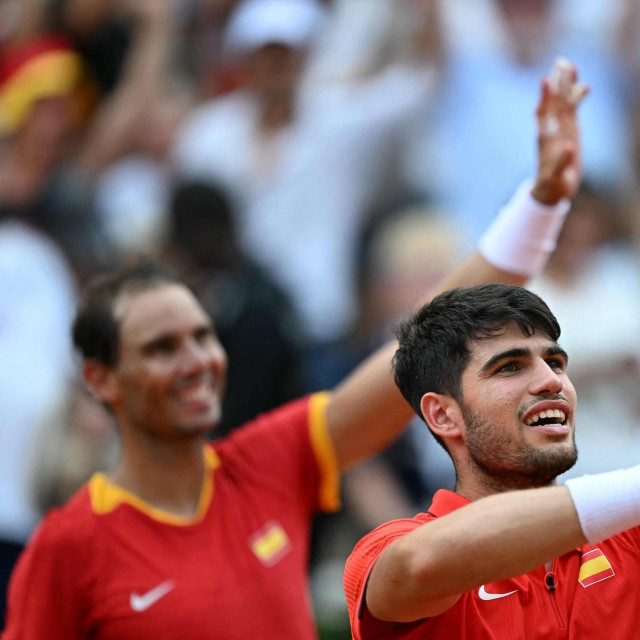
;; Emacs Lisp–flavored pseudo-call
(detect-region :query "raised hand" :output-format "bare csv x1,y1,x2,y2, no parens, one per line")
531,57,589,205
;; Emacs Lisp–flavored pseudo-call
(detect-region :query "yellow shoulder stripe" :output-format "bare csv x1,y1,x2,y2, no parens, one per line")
308,392,341,512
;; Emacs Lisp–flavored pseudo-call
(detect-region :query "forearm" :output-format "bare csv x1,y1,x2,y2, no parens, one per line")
328,342,414,470
370,464,640,622
368,485,585,621
80,2,174,171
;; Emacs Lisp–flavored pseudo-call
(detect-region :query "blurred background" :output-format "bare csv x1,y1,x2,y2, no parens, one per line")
2,0,640,636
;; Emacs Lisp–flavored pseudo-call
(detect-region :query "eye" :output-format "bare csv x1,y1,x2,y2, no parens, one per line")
496,361,520,374
194,327,215,344
146,337,176,356
546,357,566,372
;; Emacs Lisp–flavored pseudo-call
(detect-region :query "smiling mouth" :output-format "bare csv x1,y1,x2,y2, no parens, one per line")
524,409,567,427
178,386,214,403
174,376,218,407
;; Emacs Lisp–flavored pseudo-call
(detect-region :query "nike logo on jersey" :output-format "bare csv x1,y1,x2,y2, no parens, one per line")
478,584,518,601
130,580,175,611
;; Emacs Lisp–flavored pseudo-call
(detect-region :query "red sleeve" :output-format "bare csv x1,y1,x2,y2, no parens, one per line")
344,518,425,640
3,509,93,639
214,393,340,515
609,525,640,550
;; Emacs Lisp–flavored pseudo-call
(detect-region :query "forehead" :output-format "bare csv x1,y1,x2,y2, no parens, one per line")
115,283,211,345
466,322,557,369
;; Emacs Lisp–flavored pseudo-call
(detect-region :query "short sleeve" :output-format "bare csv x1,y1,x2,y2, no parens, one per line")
344,518,425,640
214,393,340,516
3,510,92,639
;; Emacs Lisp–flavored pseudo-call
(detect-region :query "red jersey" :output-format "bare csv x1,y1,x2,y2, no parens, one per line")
345,489,640,639
4,393,339,639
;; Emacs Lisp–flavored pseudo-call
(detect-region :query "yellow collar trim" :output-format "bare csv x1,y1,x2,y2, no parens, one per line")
88,446,221,525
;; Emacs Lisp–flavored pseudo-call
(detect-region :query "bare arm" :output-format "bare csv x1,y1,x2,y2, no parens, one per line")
78,0,174,172
367,485,585,621
326,58,588,471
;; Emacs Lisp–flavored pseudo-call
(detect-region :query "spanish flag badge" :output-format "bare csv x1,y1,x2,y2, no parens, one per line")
578,548,615,588
249,520,291,567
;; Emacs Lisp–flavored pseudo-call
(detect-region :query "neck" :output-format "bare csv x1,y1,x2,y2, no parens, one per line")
454,458,558,501
110,434,207,518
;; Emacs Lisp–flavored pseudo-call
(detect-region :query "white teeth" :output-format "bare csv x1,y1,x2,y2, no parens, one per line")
525,409,566,426
178,384,211,402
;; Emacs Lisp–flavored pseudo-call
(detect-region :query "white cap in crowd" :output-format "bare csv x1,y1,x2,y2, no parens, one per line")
223,0,328,56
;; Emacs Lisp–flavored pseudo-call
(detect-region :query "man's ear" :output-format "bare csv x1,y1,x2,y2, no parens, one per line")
83,360,119,405
420,392,464,443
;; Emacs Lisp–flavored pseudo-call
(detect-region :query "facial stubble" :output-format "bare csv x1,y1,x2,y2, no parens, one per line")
462,405,578,492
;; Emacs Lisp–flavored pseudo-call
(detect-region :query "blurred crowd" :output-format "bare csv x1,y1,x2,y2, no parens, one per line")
2,0,640,636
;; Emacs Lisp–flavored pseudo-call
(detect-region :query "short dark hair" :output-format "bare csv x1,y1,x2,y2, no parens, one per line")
393,284,561,442
72,258,187,367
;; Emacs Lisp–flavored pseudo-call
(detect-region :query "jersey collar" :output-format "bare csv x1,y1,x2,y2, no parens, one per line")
89,444,221,525
427,489,472,518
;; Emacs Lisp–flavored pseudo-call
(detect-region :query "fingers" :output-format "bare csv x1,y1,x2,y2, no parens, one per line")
545,57,590,107
568,82,590,106
534,58,586,200
548,57,572,95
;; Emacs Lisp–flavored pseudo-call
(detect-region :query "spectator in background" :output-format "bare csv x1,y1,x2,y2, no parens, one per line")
0,217,76,625
0,32,102,272
403,0,632,245
0,0,178,276
166,180,306,435
172,0,437,387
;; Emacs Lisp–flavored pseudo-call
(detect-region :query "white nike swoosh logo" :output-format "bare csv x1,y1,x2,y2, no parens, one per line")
478,584,518,601
130,580,175,612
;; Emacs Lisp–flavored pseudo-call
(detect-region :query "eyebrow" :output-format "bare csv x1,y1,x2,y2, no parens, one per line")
480,344,569,374
140,332,176,352
140,322,214,349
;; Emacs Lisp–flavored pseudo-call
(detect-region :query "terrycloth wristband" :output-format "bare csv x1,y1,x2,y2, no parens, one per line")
565,465,640,544
478,179,571,277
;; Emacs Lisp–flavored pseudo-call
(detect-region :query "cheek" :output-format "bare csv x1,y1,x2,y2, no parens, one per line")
563,378,577,411
481,382,522,418
123,364,171,401
210,343,228,375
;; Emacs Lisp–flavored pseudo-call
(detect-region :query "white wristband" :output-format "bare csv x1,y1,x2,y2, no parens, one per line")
565,465,640,544
478,179,571,278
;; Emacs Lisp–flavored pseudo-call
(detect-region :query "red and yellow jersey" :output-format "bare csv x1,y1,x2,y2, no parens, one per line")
345,489,640,640
4,393,339,640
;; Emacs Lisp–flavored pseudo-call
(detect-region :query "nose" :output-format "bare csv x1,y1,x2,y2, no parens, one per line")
528,358,563,396
180,336,228,379
179,339,210,376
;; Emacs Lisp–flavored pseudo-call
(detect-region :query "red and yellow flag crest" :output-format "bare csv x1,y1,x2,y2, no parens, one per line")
578,548,615,588
249,520,291,567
